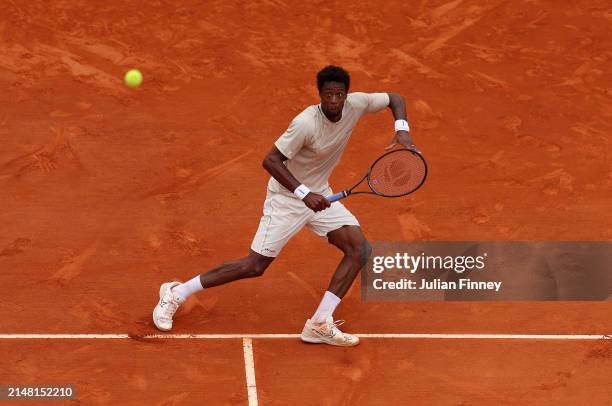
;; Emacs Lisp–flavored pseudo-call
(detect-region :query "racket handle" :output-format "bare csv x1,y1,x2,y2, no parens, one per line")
328,191,347,203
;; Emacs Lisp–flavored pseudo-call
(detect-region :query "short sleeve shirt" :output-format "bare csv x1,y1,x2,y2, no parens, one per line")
269,92,390,196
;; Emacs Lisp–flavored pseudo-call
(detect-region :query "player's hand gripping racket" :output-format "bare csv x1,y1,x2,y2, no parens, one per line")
328,148,427,202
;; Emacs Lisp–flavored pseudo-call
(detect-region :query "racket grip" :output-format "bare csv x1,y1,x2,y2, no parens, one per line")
328,191,346,203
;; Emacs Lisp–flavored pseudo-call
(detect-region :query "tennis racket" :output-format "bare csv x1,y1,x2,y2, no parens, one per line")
328,148,427,202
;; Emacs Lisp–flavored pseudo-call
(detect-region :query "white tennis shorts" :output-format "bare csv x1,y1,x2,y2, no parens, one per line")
251,190,360,257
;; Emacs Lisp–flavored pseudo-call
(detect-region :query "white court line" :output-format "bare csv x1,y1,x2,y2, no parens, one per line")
0,333,610,340
242,338,258,406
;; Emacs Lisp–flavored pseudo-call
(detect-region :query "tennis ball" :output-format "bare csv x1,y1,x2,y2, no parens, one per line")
124,69,143,88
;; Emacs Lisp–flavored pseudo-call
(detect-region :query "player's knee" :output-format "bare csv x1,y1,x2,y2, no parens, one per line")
244,258,269,278
346,240,371,268
251,263,267,278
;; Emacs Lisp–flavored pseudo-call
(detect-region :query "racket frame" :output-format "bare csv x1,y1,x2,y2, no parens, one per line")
328,148,427,202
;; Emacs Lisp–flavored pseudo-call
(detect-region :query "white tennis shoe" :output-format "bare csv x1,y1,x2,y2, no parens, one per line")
152,281,184,331
300,317,359,347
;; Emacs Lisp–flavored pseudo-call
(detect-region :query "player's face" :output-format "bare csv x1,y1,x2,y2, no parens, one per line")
319,81,347,120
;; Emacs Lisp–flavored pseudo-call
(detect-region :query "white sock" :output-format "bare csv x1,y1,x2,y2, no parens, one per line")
172,275,203,300
311,291,341,324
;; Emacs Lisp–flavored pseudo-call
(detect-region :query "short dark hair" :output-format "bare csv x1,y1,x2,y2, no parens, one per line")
317,65,350,92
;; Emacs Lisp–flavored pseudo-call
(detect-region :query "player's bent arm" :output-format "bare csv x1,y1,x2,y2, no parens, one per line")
261,147,330,212
262,146,301,192
387,92,417,149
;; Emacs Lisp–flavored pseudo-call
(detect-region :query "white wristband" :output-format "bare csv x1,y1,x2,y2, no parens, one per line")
294,184,311,200
395,119,410,132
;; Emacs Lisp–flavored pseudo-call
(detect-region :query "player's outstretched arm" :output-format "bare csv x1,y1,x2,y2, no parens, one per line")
386,92,419,152
262,147,330,212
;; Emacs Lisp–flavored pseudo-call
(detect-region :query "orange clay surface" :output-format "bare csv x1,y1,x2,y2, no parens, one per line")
0,0,610,404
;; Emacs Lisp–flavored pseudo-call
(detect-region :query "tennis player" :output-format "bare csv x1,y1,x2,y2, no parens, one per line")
153,65,417,346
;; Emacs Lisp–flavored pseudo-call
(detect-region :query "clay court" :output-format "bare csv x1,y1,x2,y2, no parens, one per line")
1,0,611,404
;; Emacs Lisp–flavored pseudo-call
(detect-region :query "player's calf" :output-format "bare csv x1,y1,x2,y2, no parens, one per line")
359,239,373,268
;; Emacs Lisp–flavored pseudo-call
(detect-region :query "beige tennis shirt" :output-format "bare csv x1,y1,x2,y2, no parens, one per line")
269,92,390,196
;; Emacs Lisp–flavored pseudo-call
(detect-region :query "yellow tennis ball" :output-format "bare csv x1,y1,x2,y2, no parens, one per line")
124,69,143,88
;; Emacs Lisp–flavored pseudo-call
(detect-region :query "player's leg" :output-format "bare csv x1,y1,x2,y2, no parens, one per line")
152,251,274,331
153,191,310,331
325,225,372,298
199,250,275,288
301,202,370,346
174,249,275,300
309,225,370,323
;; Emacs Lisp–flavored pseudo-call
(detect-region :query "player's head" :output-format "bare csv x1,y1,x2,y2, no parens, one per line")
317,65,350,93
317,65,350,120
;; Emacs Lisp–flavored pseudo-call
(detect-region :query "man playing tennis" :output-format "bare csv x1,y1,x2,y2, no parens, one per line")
153,65,417,346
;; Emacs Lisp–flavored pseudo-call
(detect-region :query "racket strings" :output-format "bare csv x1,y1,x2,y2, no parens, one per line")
369,150,426,197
